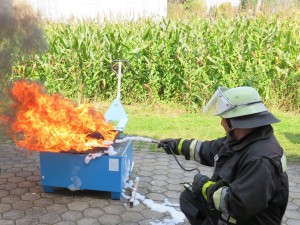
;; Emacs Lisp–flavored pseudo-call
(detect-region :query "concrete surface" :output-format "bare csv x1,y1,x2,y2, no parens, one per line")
0,141,299,225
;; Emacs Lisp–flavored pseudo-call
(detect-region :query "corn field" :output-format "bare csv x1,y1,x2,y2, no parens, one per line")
10,15,300,111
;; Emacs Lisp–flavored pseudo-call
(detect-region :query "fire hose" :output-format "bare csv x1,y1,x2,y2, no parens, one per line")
121,136,214,225
164,144,200,174
116,136,200,174
159,140,214,225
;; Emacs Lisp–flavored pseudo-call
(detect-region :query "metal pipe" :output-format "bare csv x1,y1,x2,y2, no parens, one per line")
129,177,140,208
117,61,122,99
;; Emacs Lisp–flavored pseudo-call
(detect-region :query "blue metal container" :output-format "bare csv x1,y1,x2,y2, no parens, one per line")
39,139,132,199
40,60,132,200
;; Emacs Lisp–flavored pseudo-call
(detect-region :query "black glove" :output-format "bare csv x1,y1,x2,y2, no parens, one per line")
206,180,228,209
192,173,210,199
157,138,181,155
192,174,228,210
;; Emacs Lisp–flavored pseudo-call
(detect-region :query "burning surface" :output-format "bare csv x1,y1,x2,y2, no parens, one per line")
0,80,117,153
0,1,117,152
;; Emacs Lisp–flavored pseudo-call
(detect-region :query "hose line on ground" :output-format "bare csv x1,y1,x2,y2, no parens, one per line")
166,145,200,174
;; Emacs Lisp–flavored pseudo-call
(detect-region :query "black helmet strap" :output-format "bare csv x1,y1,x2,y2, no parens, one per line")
225,119,235,141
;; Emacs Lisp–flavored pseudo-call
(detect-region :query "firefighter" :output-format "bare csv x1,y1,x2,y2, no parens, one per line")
158,86,289,225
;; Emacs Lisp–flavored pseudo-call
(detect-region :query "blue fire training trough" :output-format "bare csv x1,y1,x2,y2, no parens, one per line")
39,60,132,200
39,140,132,200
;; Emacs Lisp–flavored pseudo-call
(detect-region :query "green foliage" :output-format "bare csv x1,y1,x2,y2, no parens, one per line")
123,103,300,161
183,0,204,10
10,15,300,111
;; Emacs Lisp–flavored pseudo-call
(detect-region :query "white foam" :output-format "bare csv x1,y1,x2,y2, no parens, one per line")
123,177,186,225
115,136,158,143
84,146,117,164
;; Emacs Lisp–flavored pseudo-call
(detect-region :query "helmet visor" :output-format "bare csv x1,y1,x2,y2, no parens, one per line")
203,86,234,116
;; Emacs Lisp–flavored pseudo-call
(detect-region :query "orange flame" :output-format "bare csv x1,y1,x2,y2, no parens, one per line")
5,80,117,152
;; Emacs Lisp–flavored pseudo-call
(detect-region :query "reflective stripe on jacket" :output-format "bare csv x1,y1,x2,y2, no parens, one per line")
199,125,289,225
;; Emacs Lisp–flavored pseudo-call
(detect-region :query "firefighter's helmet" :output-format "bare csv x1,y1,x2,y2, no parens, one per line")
204,86,280,128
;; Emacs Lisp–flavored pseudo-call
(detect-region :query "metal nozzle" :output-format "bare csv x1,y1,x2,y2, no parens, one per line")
150,139,160,144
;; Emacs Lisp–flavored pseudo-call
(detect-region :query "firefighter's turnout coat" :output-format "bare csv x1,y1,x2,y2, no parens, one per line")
197,125,289,225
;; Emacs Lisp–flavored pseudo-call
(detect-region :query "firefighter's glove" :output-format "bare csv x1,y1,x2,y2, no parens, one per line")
193,174,228,209
158,138,196,159
207,180,229,212
192,173,210,199
158,138,181,155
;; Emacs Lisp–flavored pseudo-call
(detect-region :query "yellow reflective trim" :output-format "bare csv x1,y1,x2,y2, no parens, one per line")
281,153,287,173
212,187,223,211
202,180,215,200
190,140,197,160
229,217,237,224
178,139,185,155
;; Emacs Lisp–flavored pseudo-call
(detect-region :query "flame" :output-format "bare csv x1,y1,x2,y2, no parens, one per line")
3,80,117,152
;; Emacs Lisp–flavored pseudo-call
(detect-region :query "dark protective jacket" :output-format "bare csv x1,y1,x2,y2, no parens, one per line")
199,125,289,225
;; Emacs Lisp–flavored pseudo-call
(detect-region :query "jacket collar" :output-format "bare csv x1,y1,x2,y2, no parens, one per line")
229,125,274,151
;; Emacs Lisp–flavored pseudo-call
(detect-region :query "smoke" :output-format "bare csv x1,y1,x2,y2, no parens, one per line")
0,0,47,141
0,0,47,82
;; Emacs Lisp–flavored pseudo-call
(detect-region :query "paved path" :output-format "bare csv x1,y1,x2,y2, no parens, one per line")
0,142,299,225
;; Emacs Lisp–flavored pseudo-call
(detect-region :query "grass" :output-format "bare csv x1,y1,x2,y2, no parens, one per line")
97,101,300,162
1,101,299,162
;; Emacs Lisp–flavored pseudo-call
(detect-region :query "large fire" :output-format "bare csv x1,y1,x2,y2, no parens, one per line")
0,80,117,153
